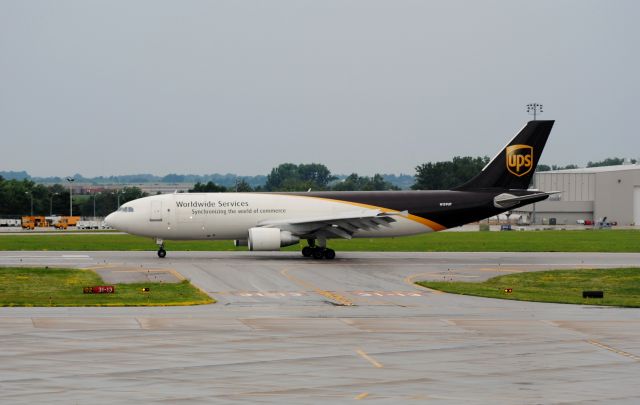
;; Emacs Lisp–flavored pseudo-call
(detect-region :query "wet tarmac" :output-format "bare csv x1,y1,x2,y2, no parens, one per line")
1,251,639,404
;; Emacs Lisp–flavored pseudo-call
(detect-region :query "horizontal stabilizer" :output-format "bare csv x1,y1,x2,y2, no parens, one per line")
493,191,560,209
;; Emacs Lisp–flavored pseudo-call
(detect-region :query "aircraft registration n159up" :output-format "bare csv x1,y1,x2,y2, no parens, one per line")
105,120,555,260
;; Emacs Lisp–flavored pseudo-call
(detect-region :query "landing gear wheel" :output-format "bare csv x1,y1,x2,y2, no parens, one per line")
302,246,313,257
312,248,325,260
323,248,336,260
157,248,166,258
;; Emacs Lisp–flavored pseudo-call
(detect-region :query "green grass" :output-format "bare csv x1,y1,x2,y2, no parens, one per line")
0,267,214,306
0,229,639,252
417,268,640,307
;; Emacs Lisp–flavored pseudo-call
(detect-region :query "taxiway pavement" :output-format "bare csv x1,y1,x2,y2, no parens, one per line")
1,251,639,404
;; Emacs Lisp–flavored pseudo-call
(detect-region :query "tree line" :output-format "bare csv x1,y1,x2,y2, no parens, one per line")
0,176,146,218
1,157,632,216
0,171,268,188
189,163,400,193
191,156,634,193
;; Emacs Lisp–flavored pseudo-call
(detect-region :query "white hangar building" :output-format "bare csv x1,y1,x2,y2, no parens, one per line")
517,164,640,226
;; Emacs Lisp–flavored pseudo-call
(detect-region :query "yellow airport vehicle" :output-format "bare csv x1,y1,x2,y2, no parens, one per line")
21,216,35,230
21,216,47,230
53,217,68,230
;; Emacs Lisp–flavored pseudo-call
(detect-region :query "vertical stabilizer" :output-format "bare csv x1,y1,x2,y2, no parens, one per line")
454,120,554,190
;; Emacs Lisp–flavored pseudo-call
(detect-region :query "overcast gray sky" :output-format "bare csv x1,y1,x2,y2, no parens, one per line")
1,0,638,177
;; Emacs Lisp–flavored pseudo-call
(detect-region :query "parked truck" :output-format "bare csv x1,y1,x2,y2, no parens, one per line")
53,217,68,230
65,216,80,226
21,216,47,230
21,217,35,230
49,216,80,227
76,220,101,230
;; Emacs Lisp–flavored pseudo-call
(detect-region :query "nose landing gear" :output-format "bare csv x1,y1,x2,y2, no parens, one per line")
156,238,166,258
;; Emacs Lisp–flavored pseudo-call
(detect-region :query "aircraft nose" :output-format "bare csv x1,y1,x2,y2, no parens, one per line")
104,212,117,229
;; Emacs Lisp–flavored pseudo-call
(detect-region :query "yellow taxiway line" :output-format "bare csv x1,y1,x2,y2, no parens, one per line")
587,340,640,361
86,265,185,281
356,348,384,368
280,268,354,306
478,267,522,273
404,273,444,294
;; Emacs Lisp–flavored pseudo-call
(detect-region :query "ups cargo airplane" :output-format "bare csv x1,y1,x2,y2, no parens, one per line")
105,120,555,259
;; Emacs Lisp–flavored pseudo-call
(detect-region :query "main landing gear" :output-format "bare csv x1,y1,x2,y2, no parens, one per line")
301,239,336,260
156,238,166,258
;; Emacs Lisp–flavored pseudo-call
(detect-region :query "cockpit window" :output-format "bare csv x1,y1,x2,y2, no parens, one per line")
118,206,134,213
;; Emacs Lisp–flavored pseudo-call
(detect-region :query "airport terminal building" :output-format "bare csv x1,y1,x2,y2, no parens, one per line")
516,165,640,226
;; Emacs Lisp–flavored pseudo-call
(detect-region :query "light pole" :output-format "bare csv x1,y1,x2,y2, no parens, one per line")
526,103,543,120
532,202,536,226
66,177,75,216
92,192,101,218
116,189,122,209
25,192,33,216
49,192,59,216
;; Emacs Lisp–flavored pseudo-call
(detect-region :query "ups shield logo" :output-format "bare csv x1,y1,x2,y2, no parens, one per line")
506,144,533,177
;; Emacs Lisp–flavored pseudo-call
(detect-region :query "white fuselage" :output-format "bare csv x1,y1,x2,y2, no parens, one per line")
105,193,432,241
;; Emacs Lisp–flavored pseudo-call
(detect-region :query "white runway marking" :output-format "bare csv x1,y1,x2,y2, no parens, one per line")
1,255,91,259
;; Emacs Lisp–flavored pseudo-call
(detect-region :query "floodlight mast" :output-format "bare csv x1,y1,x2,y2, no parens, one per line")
25,192,33,216
525,103,543,225
92,191,101,219
526,103,543,120
49,192,59,216
66,177,75,216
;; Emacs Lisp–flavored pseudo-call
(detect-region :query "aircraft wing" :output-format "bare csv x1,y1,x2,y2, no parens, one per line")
257,209,403,239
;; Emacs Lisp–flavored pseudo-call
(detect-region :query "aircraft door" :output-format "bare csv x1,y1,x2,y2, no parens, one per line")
150,200,162,221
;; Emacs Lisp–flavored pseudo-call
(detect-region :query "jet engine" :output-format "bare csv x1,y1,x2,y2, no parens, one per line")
248,227,300,251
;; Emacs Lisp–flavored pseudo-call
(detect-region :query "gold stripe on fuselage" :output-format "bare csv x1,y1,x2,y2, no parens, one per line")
273,193,447,232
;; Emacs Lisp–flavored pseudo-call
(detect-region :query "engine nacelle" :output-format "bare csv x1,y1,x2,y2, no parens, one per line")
248,227,300,251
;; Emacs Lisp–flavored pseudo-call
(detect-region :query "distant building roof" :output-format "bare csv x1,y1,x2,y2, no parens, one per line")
540,164,640,174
